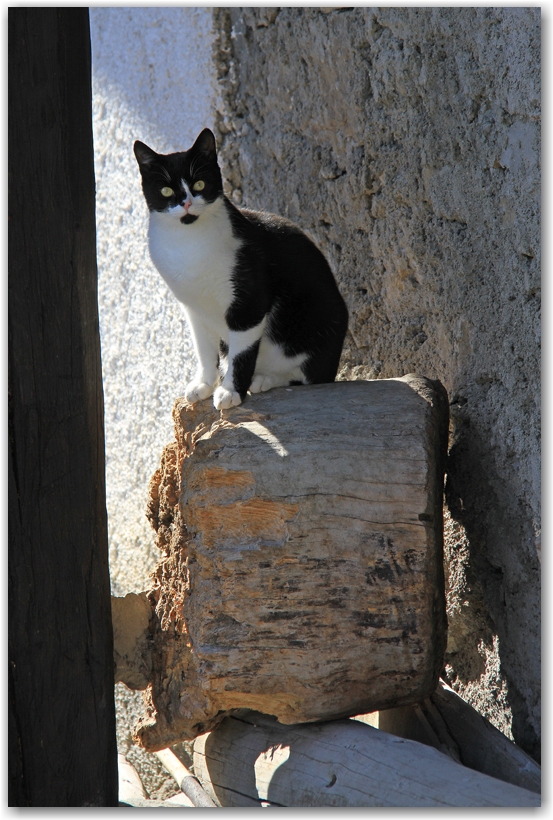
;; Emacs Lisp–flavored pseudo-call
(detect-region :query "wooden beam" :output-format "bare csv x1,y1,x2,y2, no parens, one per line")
429,680,540,792
193,711,540,807
364,680,540,794
155,748,216,807
8,8,117,806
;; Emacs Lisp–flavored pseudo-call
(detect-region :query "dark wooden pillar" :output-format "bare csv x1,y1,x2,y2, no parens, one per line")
8,8,118,806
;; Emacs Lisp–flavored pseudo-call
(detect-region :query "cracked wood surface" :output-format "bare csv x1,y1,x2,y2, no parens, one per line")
192,710,540,807
133,376,448,750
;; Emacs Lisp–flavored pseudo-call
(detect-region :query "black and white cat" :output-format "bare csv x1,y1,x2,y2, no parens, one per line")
134,128,348,410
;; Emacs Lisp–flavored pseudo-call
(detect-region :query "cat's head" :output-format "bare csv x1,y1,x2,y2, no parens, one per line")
133,129,223,224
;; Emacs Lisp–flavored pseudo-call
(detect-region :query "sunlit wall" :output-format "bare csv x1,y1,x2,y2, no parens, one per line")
91,7,216,596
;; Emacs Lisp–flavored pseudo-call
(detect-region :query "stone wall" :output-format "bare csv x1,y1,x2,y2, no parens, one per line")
212,6,540,760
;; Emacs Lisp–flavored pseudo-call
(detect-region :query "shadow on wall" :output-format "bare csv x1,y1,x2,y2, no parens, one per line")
445,418,541,762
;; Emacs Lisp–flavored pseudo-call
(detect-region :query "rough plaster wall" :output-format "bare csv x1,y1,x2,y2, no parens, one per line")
90,7,216,796
213,7,540,761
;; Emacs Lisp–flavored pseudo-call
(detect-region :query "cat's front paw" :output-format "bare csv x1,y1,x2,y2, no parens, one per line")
185,381,215,404
213,385,242,410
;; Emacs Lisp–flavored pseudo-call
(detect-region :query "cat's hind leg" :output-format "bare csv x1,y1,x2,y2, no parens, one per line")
249,372,302,393
250,341,308,393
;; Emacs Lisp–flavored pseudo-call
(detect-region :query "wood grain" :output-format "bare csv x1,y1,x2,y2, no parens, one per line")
193,710,540,807
8,8,117,806
135,376,448,750
370,680,540,794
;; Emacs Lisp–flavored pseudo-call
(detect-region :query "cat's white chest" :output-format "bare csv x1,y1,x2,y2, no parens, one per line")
147,199,238,317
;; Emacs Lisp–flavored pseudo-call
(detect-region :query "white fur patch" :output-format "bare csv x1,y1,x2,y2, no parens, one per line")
251,339,308,390
185,379,216,404
184,306,221,389
222,318,267,392
213,385,242,410
148,197,238,319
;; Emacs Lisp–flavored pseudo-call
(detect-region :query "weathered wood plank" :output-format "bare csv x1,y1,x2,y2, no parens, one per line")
133,376,448,750
118,755,147,805
155,748,216,807
8,7,117,806
193,711,540,807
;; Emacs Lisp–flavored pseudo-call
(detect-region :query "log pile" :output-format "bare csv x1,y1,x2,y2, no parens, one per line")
111,377,540,805
123,376,448,750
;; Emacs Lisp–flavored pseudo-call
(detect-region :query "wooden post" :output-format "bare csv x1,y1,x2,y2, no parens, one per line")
8,8,118,806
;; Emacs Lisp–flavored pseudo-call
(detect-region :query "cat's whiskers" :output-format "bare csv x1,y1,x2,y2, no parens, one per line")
152,163,172,183
189,157,210,178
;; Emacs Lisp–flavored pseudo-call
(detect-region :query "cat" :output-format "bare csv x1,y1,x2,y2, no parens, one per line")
134,128,348,410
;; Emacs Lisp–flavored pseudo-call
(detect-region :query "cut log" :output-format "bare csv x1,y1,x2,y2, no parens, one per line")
192,711,540,807
363,680,540,794
118,751,196,807
135,376,449,750
118,754,147,805
428,680,540,793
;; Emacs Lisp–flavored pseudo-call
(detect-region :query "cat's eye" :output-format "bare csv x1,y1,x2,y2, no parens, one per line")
192,180,205,192
160,186,174,197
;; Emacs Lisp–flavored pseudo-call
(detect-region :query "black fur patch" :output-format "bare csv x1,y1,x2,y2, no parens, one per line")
233,340,261,399
224,199,348,382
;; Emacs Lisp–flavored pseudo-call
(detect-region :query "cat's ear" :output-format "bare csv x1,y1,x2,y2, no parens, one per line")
134,141,158,167
192,128,217,157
